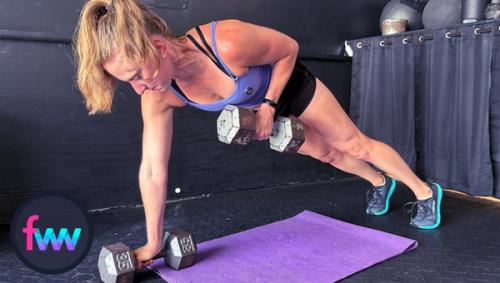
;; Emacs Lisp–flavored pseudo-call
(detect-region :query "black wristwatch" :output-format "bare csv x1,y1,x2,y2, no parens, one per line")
262,98,278,109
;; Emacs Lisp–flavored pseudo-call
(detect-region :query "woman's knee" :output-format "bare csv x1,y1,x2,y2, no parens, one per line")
298,141,343,165
317,147,344,165
334,135,373,162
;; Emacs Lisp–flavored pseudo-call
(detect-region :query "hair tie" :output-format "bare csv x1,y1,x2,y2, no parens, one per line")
96,4,112,26
98,4,112,18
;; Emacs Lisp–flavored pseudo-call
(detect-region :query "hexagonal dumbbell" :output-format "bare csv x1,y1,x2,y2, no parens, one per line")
217,105,305,152
98,229,197,283
269,116,306,153
217,105,256,145
163,229,197,270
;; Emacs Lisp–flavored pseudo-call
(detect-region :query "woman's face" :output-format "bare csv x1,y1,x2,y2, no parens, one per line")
103,38,173,95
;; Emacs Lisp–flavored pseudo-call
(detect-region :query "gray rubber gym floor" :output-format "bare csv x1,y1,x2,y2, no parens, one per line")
1,177,500,282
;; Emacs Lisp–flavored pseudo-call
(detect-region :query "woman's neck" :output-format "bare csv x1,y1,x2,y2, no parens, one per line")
169,38,205,82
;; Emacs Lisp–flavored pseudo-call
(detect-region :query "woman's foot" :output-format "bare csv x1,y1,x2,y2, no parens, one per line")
366,174,397,216
404,182,444,229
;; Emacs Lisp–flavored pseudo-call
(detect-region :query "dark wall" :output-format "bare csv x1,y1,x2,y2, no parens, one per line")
0,0,390,223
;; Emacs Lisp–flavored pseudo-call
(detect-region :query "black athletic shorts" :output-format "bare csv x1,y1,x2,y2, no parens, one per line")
274,61,317,119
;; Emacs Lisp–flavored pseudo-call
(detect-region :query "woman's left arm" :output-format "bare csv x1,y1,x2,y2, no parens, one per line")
217,20,299,139
218,19,299,102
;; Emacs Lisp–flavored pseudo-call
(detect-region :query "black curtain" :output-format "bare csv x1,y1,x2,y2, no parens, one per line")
347,20,500,197
349,32,417,171
491,24,500,198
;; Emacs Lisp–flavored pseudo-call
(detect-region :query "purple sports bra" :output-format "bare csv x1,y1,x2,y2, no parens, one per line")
170,21,272,111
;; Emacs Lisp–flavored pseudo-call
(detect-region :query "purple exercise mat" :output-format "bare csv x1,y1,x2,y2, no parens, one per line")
148,210,417,283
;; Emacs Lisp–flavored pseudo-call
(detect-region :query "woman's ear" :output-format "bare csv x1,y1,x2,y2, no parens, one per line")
151,35,168,58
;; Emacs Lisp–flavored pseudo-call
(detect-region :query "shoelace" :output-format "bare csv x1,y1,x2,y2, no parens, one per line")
366,188,384,207
404,200,432,221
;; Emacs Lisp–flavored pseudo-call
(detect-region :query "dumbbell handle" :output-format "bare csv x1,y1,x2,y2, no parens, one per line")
149,250,167,261
217,105,304,152
246,119,282,139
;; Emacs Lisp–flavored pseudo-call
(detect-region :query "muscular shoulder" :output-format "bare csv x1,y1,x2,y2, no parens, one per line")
193,20,253,49
189,19,291,70
189,19,264,72
211,19,257,60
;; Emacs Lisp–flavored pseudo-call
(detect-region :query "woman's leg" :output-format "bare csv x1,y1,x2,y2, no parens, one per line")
297,123,386,187
298,78,432,200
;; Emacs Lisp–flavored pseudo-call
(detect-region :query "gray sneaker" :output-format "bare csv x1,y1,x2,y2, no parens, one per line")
404,182,443,229
366,174,397,216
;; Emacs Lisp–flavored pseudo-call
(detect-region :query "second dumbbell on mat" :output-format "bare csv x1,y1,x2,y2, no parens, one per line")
98,229,197,283
217,105,305,153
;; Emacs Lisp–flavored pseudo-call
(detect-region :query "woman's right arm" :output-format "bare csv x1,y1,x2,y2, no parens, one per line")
138,90,174,252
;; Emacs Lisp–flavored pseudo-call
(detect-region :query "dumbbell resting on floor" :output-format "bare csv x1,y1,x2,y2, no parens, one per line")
217,105,305,153
98,229,197,283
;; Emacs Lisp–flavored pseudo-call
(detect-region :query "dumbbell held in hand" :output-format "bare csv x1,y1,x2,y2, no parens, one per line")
217,104,305,153
98,229,197,283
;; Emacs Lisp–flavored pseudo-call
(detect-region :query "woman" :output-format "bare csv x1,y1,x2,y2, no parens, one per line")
74,0,443,268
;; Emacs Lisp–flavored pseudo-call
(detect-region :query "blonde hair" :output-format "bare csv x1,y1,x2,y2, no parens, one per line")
74,0,173,114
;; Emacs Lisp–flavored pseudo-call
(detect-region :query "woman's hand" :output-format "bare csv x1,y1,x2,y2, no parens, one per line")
134,241,163,269
254,103,276,140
